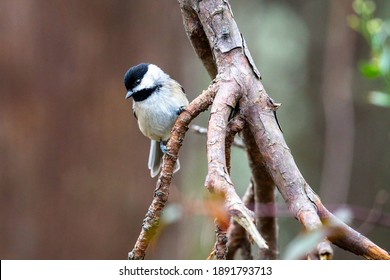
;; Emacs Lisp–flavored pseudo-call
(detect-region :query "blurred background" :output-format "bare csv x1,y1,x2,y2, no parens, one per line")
1,0,389,259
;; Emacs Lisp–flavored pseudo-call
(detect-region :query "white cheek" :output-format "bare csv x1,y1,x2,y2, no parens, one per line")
137,64,168,91
135,77,153,91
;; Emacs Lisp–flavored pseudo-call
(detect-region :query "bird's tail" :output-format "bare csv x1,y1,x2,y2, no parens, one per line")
148,140,180,178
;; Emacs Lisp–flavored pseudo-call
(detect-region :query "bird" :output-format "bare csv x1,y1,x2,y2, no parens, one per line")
124,63,189,177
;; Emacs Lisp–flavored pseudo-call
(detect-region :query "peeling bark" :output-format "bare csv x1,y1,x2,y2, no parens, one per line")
129,0,390,260
177,0,389,260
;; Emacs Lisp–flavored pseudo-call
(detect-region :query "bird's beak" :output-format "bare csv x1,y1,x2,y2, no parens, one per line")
125,91,133,99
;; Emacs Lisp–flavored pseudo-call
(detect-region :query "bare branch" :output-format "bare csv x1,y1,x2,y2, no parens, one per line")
225,115,245,174
311,189,390,260
168,0,389,260
205,83,267,249
242,126,279,259
191,125,244,148
178,0,217,78
227,182,254,260
129,83,218,259
180,0,269,251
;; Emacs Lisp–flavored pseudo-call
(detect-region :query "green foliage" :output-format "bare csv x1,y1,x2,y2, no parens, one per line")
348,0,390,107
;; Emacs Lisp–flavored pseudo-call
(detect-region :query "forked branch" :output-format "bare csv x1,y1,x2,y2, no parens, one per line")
177,0,389,260
129,0,390,260
129,83,218,259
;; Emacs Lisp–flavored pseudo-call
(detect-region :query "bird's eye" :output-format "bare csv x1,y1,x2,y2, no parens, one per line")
135,79,141,85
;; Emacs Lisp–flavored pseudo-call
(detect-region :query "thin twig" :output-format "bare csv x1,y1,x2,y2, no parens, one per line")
191,125,244,148
129,83,218,259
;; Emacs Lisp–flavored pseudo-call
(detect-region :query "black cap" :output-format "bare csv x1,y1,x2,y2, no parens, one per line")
124,63,149,91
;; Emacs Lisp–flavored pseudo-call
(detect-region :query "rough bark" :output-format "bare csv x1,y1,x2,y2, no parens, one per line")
129,83,218,259
129,0,390,260
177,0,389,260
226,182,254,260
242,126,279,259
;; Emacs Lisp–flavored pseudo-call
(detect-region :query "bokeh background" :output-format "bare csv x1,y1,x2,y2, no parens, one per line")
1,0,389,259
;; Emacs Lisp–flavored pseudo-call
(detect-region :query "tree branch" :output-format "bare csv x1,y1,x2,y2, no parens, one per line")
177,0,389,260
311,188,390,260
191,125,244,148
128,83,218,259
225,115,245,174
241,126,279,259
125,0,389,260
179,0,217,78
180,0,268,250
226,182,254,260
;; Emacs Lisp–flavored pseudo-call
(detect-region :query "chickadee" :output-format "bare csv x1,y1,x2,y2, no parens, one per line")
124,63,189,177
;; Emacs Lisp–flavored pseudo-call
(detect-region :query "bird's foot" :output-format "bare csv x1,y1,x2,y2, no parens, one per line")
160,141,176,158
176,106,186,116
160,141,169,154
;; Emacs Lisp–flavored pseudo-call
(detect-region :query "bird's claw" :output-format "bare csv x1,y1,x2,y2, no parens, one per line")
160,141,175,157
176,106,186,116
160,142,169,154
